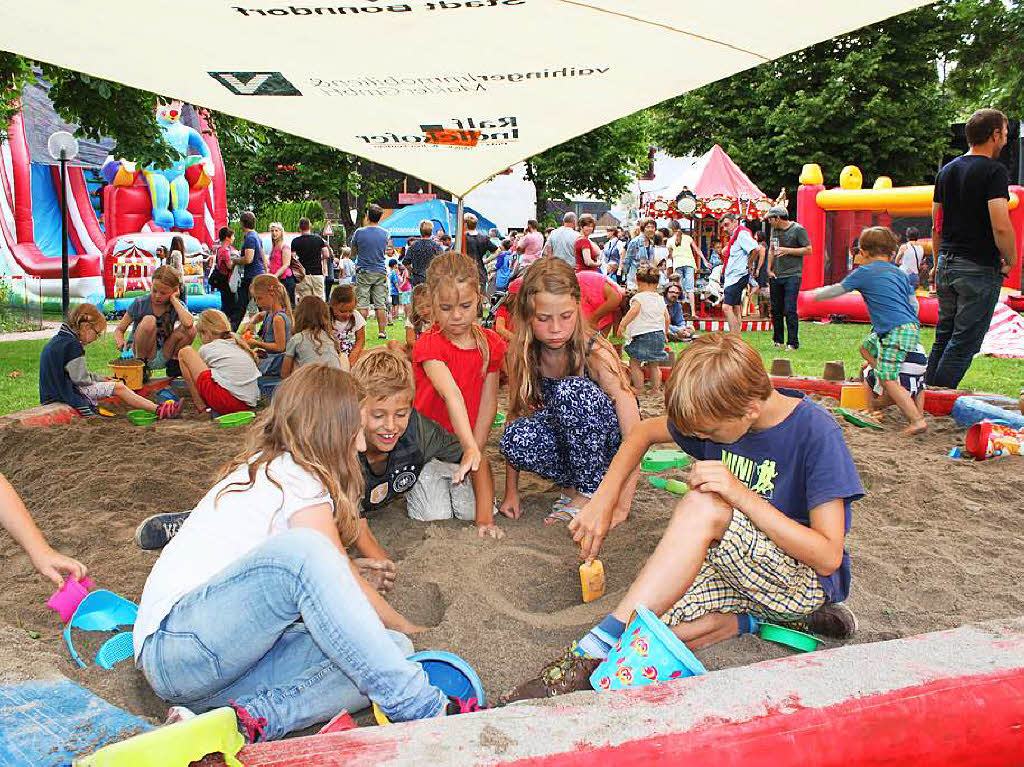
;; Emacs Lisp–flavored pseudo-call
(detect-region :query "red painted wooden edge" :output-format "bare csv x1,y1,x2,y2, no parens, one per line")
768,375,967,416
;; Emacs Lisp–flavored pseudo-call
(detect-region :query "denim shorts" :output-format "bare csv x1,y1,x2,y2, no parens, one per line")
625,330,668,362
677,266,695,293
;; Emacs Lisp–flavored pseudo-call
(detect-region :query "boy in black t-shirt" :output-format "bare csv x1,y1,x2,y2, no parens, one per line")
350,349,496,570
504,334,863,702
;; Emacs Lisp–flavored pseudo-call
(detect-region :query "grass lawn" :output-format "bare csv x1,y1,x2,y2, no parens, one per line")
0,318,1020,417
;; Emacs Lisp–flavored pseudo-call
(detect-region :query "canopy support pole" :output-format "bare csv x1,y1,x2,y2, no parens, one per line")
456,196,465,253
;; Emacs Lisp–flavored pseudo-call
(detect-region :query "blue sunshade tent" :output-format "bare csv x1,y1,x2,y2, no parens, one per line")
381,200,500,246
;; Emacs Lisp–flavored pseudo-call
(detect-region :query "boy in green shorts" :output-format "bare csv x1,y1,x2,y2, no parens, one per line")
813,226,927,436
504,334,863,702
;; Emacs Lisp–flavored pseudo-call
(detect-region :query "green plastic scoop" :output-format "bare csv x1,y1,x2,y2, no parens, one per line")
835,407,883,430
215,411,256,427
642,449,693,472
648,476,689,496
758,623,822,652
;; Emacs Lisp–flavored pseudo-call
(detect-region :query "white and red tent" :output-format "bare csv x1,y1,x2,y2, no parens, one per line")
645,144,773,220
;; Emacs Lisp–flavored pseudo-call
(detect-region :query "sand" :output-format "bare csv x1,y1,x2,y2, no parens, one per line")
1,392,1022,733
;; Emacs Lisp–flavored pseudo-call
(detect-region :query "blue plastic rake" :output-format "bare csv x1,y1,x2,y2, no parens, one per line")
95,632,135,669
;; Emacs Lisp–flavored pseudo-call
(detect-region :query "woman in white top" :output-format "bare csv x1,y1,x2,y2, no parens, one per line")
895,227,924,290
132,366,456,742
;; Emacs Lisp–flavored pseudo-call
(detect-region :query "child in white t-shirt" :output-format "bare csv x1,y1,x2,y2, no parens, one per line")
177,309,260,415
328,284,366,366
132,366,459,743
618,265,670,394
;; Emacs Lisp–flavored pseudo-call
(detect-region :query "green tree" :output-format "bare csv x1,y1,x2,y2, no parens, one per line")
942,0,1023,117
651,5,959,202
524,113,650,222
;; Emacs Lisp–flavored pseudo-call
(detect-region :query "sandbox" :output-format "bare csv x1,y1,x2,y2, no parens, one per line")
1,392,1022,759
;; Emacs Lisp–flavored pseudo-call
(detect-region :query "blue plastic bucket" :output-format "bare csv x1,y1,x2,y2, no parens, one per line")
590,606,706,691
373,650,485,724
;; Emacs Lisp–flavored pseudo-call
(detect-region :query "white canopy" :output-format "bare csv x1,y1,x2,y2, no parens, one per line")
0,0,930,197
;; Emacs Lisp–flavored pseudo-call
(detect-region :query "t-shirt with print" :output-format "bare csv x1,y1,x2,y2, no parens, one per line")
351,225,389,273
285,330,342,369
723,229,757,287
332,312,366,356
241,230,265,280
412,328,506,433
126,295,176,343
291,233,327,275
841,261,918,335
360,410,463,516
772,222,811,280
668,391,863,603
933,154,1011,268
133,453,332,658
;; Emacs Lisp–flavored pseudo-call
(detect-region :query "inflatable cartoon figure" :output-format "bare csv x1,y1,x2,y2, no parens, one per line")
102,101,214,230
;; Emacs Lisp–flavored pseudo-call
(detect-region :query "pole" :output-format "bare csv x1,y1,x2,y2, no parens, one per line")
456,196,465,253
59,151,69,317
1018,119,1023,186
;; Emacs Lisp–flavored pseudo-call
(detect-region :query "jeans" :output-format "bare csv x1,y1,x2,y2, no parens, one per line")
925,254,1003,389
231,278,253,331
137,528,444,740
770,275,801,347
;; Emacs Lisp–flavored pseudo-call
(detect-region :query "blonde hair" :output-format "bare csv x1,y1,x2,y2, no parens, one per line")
508,258,631,418
665,334,772,435
636,265,661,285
425,251,489,375
858,226,900,257
252,273,293,321
269,221,285,248
151,265,180,290
293,296,340,356
216,365,364,544
67,303,105,337
197,309,256,361
352,347,415,400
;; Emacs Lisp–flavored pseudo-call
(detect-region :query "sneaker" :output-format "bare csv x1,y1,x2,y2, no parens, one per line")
135,511,191,550
229,700,267,743
786,344,799,351
773,342,785,348
799,602,858,640
500,645,602,704
164,358,182,378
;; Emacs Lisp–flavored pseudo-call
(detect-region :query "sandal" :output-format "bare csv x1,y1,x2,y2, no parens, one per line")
545,506,581,525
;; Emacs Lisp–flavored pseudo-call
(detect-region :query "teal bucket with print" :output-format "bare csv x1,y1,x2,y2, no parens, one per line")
590,605,706,691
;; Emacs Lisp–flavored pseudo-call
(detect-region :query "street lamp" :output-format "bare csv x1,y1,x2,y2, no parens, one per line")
47,130,80,317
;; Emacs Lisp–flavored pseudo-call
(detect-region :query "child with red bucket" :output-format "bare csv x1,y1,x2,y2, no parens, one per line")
503,334,863,702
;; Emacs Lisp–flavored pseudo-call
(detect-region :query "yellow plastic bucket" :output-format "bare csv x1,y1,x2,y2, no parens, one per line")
109,358,145,390
840,384,869,411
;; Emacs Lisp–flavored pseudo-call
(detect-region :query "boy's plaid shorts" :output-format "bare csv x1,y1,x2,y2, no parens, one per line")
662,510,826,626
863,323,921,381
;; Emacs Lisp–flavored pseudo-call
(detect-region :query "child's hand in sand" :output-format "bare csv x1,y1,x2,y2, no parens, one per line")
31,547,87,587
355,558,396,594
570,498,613,561
477,522,504,540
498,494,521,520
453,445,481,484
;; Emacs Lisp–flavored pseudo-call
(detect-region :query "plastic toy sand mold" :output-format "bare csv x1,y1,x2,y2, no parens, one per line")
215,411,256,427
64,590,138,668
127,409,156,426
758,623,822,652
835,407,883,430
77,706,243,767
641,449,692,472
373,650,486,725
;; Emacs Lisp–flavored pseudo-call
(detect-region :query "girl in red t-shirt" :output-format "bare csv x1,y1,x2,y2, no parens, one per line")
412,252,506,539
499,259,640,525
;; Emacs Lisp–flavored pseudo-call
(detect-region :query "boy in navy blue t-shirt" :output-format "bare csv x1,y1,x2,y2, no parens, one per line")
504,334,863,702
812,226,927,436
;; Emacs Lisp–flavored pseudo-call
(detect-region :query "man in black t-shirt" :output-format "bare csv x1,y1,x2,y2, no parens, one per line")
926,108,1017,389
463,212,497,288
291,217,331,303
403,219,442,286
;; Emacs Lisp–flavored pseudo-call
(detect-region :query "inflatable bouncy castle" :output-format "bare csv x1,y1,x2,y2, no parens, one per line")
0,78,227,311
795,163,1024,325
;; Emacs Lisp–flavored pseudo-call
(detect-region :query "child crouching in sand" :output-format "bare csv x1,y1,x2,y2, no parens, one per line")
177,310,260,415
133,366,472,743
350,349,494,572
504,335,863,702
812,227,927,436
40,303,179,418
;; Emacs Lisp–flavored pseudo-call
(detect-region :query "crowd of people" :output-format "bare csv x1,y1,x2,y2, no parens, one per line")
10,107,1016,747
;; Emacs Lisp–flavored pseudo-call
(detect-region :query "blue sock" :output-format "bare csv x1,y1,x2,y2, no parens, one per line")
577,614,626,659
736,613,760,635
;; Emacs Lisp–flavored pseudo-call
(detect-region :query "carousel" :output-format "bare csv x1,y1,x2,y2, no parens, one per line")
641,144,780,332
